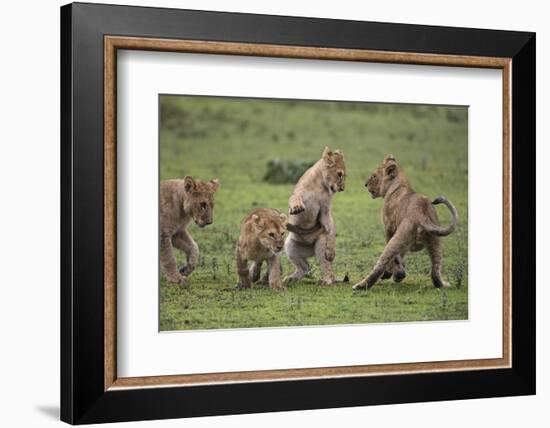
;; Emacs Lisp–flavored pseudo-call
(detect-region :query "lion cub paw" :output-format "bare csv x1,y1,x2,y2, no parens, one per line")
236,281,252,290
270,283,287,292
166,273,189,286
432,277,452,289
282,275,298,286
179,264,194,276
352,281,367,290
393,270,406,283
289,198,305,215
381,271,392,280
255,274,269,286
324,246,336,262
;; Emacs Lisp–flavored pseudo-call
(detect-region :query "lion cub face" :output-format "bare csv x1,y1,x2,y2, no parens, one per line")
251,210,288,254
366,155,399,198
183,176,220,227
320,146,346,194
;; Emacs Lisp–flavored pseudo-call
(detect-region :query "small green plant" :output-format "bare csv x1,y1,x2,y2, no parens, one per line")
211,257,219,280
440,288,448,310
454,265,464,289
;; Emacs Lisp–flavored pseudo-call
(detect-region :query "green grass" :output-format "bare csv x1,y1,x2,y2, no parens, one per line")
159,95,468,331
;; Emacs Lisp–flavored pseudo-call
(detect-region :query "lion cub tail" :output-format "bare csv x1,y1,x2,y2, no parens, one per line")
421,196,458,237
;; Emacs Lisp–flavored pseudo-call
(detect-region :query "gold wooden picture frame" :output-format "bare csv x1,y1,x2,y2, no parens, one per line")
104,36,511,391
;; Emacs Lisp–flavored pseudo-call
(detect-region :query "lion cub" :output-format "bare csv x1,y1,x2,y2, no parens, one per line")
284,146,346,286
353,155,457,290
160,176,219,285
235,208,287,291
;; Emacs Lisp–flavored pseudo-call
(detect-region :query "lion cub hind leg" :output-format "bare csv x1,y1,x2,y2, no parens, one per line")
250,260,269,285
315,235,337,285
249,261,263,284
258,258,282,286
283,236,312,285
426,236,451,288
258,272,270,286
324,232,336,262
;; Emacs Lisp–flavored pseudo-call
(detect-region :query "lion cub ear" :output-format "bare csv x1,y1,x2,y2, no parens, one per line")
385,163,398,179
183,176,196,193
251,214,264,230
278,213,288,225
322,146,336,166
209,178,220,192
383,155,398,178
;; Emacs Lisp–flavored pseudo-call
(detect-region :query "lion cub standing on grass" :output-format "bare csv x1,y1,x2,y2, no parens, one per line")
235,208,288,291
353,155,457,290
284,146,346,286
160,176,220,285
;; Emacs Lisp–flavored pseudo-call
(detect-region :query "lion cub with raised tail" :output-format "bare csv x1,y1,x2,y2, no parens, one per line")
160,176,219,285
284,146,346,286
235,208,288,291
353,155,457,290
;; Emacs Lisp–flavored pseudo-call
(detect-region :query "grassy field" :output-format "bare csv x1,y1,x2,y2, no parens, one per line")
159,95,468,331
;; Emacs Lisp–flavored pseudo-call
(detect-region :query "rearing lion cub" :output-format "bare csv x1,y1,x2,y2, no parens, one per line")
353,155,457,290
284,147,346,286
160,176,219,285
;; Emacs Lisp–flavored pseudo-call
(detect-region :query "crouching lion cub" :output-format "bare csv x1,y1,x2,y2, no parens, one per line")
284,146,346,286
160,176,220,285
353,155,457,290
235,208,287,291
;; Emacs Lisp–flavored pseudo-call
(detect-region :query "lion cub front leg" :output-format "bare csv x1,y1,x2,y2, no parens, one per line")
382,255,406,282
381,229,396,279
172,228,199,277
235,247,251,289
392,255,406,282
160,231,188,285
267,256,285,291
289,193,305,215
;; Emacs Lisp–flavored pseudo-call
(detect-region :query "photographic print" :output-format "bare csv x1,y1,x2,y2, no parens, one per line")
159,95,468,331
